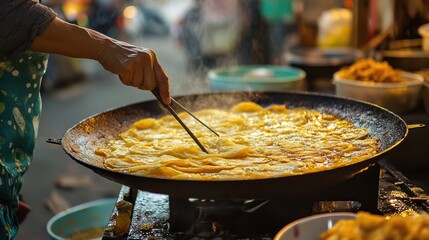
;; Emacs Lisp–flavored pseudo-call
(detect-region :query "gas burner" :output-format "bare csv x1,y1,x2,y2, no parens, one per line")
102,160,428,240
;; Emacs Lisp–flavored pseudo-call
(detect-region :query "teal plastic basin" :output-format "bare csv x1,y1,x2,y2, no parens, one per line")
46,198,116,240
208,65,306,91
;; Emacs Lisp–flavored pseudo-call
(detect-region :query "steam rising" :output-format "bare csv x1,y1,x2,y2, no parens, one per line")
172,91,266,112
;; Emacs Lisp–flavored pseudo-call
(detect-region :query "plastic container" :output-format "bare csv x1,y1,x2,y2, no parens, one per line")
47,198,116,240
208,65,306,91
274,212,356,240
333,71,424,114
260,0,294,23
317,8,352,47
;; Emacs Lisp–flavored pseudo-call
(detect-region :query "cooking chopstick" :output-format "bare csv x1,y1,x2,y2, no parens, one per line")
151,88,217,154
170,98,219,137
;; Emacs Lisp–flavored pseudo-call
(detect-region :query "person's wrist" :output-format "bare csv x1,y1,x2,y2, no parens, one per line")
85,29,113,61
94,38,109,62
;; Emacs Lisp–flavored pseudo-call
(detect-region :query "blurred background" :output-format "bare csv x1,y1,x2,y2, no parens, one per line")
16,0,429,239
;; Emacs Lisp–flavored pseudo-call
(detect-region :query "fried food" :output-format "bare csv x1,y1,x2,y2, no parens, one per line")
69,227,104,240
336,58,403,83
105,200,133,237
320,212,429,240
95,102,379,180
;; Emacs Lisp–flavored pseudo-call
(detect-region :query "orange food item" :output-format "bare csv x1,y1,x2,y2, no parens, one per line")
320,212,429,240
96,102,379,181
336,58,403,83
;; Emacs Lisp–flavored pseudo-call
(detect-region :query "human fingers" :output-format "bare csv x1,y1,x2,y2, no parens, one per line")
119,71,133,86
138,49,157,91
131,57,144,88
153,58,171,105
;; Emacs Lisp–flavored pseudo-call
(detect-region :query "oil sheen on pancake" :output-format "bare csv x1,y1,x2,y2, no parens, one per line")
95,102,379,180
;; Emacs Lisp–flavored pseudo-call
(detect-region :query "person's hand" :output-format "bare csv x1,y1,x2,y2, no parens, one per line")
97,39,171,104
29,17,171,104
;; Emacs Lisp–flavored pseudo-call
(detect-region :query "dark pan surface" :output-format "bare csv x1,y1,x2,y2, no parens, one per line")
60,91,408,199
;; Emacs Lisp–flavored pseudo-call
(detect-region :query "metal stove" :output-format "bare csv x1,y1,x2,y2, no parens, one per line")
100,158,429,240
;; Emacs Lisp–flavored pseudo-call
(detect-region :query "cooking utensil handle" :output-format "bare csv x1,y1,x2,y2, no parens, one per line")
408,124,425,129
170,98,219,137
151,88,219,136
151,87,168,108
151,88,209,154
46,138,62,145
165,104,209,153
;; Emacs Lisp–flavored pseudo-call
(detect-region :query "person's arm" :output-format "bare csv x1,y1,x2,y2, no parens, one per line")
30,17,171,104
0,0,56,57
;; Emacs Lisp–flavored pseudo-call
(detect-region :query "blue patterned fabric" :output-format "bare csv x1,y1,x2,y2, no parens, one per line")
0,51,48,239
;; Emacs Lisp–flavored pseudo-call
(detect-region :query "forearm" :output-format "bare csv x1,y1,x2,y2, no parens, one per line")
30,16,171,103
29,17,111,60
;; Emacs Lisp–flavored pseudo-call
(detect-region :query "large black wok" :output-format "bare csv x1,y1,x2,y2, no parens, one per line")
53,91,409,199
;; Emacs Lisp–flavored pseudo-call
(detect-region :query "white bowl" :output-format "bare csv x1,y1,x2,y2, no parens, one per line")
274,212,356,240
333,71,424,114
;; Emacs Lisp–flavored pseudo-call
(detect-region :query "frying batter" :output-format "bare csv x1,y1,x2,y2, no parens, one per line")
96,102,379,180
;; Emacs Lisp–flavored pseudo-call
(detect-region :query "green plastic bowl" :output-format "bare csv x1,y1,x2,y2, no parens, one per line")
46,198,116,240
208,65,306,91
